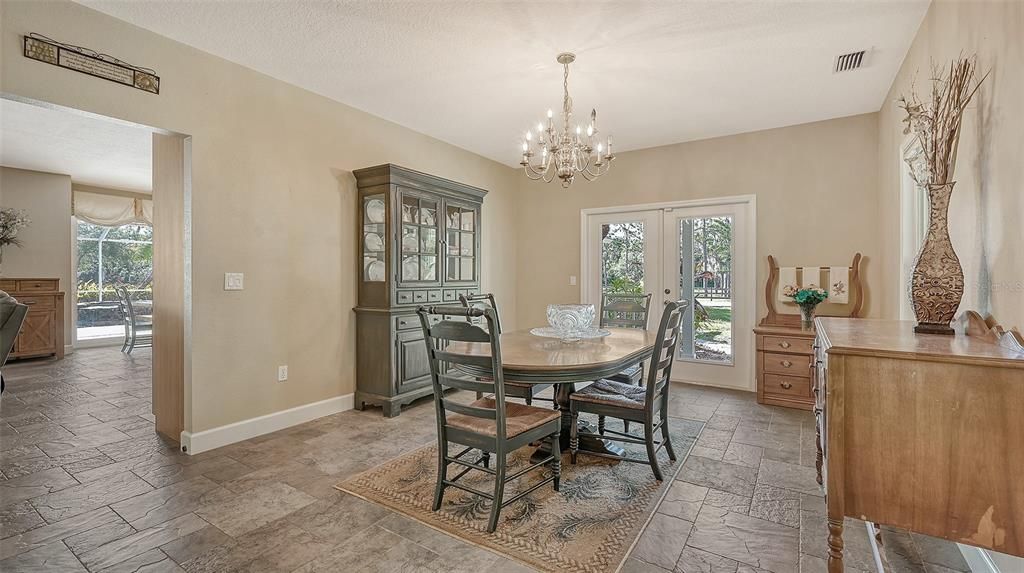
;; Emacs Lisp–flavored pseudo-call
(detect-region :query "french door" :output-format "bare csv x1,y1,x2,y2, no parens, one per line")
582,198,755,390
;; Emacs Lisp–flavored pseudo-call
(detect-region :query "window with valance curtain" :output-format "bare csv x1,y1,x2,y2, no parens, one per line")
72,190,152,227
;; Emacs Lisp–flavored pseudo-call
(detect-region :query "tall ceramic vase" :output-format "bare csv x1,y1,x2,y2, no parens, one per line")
910,182,963,334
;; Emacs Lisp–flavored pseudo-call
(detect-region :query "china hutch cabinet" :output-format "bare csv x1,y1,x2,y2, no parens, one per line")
353,164,486,417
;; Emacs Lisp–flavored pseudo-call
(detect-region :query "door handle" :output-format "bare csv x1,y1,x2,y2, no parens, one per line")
664,289,671,295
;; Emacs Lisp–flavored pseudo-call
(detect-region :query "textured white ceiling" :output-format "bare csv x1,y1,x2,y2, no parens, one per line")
0,98,152,192
77,1,928,166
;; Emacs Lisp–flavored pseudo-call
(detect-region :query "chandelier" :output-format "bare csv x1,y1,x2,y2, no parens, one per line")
519,53,614,188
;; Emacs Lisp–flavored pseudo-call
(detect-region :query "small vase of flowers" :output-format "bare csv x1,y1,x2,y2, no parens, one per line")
783,285,829,330
0,208,32,276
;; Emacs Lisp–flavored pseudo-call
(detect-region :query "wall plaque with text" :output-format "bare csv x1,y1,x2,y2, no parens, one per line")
23,34,160,94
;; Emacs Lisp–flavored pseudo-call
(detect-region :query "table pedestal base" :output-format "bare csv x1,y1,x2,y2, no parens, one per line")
530,382,626,463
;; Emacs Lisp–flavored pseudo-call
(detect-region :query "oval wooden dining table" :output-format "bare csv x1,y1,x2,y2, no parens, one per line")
446,327,658,460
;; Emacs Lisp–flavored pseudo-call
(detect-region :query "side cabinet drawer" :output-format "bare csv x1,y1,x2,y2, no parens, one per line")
16,295,56,309
396,290,414,305
760,335,814,354
763,352,811,377
763,374,811,400
17,279,59,292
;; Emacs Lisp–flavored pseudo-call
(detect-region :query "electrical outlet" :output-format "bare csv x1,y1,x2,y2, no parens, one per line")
224,273,244,291
569,275,577,286
278,365,288,382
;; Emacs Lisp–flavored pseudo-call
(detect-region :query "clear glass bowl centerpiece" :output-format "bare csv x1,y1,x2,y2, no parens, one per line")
530,304,610,343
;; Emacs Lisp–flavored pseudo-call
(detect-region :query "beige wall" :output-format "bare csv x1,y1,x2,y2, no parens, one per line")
514,113,883,328
0,166,73,347
878,0,1023,326
878,3,1022,567
1,0,520,432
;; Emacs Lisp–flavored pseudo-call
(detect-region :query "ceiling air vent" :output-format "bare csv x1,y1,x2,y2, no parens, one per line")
834,50,866,73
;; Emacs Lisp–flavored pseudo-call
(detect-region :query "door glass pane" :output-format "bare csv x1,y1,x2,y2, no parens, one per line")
461,209,475,231
402,196,418,223
446,205,461,230
421,228,436,253
402,225,418,253
447,256,458,280
459,232,474,256
420,201,437,226
76,221,153,341
600,221,645,293
447,230,460,255
460,257,474,281
677,216,733,364
421,256,436,281
402,255,419,281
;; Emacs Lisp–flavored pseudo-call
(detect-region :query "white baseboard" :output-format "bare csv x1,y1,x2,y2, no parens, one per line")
179,393,354,455
958,544,1002,573
64,344,75,355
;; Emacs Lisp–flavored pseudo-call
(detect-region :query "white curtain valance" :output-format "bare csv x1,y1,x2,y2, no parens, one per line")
73,191,152,226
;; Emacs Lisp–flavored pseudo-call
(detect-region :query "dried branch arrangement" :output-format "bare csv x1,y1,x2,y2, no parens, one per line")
898,55,988,186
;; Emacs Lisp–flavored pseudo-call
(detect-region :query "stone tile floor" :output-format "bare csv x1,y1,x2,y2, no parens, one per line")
0,347,974,572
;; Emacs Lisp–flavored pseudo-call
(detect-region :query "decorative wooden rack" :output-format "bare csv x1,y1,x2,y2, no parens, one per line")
760,252,863,328
963,310,1024,353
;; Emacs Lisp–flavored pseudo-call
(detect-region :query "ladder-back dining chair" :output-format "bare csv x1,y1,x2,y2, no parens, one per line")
459,293,554,407
569,299,688,481
598,292,653,432
418,305,562,533
599,292,653,385
114,285,152,354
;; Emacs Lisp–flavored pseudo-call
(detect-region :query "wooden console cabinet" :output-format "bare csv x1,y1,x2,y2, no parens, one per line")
815,317,1024,571
1,278,65,360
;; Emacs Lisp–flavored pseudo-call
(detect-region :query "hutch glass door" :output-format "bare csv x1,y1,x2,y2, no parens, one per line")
444,202,478,284
398,190,440,285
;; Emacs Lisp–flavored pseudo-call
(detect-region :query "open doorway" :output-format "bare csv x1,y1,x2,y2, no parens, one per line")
0,96,189,443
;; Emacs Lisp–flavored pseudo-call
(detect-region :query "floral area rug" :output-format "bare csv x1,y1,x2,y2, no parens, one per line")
337,415,703,572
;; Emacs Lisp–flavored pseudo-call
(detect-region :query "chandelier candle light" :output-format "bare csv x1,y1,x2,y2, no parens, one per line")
520,53,615,188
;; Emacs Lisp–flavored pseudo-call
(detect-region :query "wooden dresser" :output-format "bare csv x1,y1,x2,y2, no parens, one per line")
1,278,65,360
814,317,1024,572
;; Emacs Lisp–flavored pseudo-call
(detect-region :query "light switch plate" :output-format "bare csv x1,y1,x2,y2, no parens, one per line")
569,275,577,286
278,365,288,382
224,273,244,290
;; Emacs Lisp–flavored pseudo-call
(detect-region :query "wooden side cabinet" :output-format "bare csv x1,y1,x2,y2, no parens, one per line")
1,278,65,360
754,324,815,410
